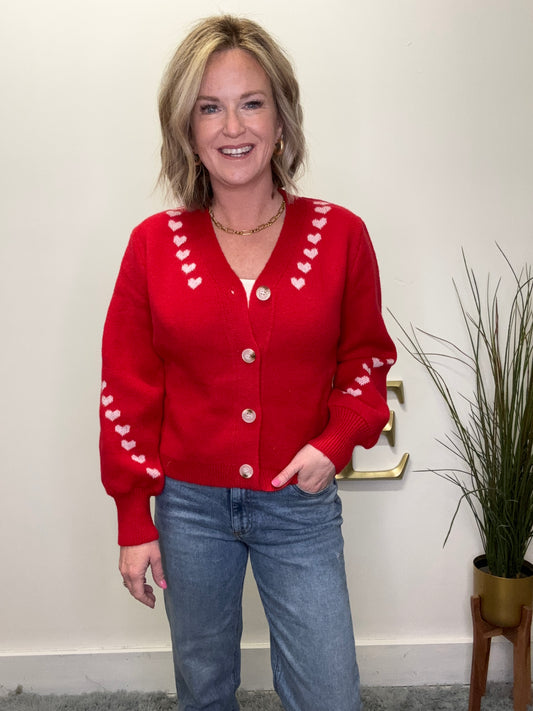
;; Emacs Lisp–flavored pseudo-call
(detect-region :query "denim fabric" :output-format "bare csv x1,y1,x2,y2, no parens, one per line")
155,478,361,711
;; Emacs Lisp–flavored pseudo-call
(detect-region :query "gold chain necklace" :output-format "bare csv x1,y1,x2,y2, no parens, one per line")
209,200,285,236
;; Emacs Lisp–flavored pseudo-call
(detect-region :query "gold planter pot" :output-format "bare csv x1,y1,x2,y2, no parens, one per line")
473,555,533,628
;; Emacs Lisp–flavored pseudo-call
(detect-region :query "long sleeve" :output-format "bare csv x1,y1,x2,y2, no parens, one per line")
100,228,166,546
309,222,396,471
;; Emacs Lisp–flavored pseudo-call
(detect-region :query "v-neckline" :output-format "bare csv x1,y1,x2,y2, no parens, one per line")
199,191,299,292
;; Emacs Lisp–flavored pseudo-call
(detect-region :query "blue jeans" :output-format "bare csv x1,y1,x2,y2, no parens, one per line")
155,478,361,711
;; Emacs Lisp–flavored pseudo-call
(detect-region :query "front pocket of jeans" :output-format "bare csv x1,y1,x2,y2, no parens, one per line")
291,480,336,499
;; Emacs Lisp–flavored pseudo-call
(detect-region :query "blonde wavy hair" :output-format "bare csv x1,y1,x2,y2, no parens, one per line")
158,15,306,209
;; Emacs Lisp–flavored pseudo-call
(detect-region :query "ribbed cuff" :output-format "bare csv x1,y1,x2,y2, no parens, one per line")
309,405,373,472
114,491,159,547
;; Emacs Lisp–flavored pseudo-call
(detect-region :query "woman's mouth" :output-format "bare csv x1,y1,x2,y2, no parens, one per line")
219,145,253,157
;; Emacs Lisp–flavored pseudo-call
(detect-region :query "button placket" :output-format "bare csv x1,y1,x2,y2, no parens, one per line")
235,298,263,483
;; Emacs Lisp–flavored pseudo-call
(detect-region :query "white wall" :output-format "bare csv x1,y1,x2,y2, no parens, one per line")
1,0,532,694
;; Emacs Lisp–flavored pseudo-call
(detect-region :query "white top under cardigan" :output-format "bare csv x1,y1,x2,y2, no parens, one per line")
241,278,255,304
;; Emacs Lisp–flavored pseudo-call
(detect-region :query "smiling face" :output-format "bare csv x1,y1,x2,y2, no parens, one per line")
190,48,282,197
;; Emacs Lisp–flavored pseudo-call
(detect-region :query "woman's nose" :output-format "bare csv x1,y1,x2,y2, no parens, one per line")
223,108,244,137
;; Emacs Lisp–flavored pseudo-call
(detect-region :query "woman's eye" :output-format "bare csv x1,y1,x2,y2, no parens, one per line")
199,104,219,115
243,100,263,110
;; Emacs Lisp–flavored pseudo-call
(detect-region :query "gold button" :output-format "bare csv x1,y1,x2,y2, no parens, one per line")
242,408,257,423
256,286,271,301
239,464,253,479
241,348,256,363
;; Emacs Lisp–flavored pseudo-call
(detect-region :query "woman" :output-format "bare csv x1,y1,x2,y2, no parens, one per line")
100,15,396,711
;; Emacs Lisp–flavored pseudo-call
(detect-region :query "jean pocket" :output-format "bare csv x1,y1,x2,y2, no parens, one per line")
291,480,337,499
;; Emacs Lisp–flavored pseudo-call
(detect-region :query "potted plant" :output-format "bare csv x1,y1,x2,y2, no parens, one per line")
394,246,533,627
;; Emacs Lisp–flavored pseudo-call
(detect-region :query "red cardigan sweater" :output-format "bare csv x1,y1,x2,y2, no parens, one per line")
100,194,396,545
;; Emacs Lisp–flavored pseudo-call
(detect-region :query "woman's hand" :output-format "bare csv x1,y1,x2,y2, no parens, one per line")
272,444,336,493
119,540,167,608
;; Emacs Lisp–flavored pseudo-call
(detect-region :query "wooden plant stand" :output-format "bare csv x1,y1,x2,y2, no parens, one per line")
469,595,532,711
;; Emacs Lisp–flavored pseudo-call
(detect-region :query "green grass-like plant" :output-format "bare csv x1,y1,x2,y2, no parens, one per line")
393,247,533,578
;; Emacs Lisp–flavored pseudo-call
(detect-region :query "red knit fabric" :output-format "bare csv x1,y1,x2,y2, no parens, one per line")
100,194,396,545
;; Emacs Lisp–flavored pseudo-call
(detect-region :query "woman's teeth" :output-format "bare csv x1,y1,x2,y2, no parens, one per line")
220,146,253,156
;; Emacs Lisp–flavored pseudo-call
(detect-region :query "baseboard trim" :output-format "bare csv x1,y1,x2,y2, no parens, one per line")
0,640,513,694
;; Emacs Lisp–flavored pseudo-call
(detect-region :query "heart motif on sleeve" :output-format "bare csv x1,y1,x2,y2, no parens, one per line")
314,206,331,215
188,277,202,290
101,395,113,407
101,381,107,392
303,248,318,260
176,249,190,261
312,218,327,230
307,233,321,245
105,410,121,422
291,277,305,290
121,439,136,451
372,357,384,368
168,220,183,231
182,263,196,274
346,388,362,397
146,467,161,478
297,262,312,274
115,424,130,436
167,210,183,217
355,376,370,386
132,454,146,464
173,235,187,247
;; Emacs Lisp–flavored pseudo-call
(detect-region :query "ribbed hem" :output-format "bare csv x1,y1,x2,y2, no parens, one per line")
309,405,373,472
162,454,287,491
114,491,159,547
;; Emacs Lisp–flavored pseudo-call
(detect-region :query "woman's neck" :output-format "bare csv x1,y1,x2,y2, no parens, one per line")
210,183,282,234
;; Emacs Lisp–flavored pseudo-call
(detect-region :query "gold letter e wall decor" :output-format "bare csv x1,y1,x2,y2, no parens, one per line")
336,380,409,480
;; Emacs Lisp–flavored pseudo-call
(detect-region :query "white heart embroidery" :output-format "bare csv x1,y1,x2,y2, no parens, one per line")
182,263,196,274
188,277,202,290
314,205,331,215
312,218,327,230
297,262,312,274
355,376,370,386
146,467,161,478
346,388,362,397
363,363,371,374
115,424,130,436
105,409,121,422
176,249,190,261
121,439,136,451
173,235,187,247
303,248,318,259
291,277,305,290
307,233,321,245
101,395,113,407
101,381,107,392
168,220,183,231
132,454,146,464
313,200,329,206
372,357,384,368
387,358,395,365
167,210,183,217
